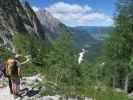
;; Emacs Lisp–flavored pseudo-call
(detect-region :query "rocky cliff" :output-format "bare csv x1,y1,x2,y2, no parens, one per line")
0,0,45,46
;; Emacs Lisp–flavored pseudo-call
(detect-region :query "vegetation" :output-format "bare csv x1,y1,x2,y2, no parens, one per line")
44,32,80,95
104,0,133,93
12,33,47,75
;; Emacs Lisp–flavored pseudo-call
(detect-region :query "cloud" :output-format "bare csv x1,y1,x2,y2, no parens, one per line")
45,2,114,27
32,6,41,12
46,2,92,14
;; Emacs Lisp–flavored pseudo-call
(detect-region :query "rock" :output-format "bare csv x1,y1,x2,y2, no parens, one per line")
85,97,95,100
0,0,45,46
114,88,124,93
36,9,70,43
39,95,60,100
22,74,43,86
128,92,133,99
0,74,44,100
0,86,15,100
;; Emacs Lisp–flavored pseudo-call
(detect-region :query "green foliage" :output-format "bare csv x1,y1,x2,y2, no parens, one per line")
13,33,47,66
21,63,45,76
12,33,48,76
44,32,81,95
104,0,133,92
0,47,13,61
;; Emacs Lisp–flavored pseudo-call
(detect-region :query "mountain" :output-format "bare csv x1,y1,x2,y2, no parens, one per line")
0,0,111,59
0,0,45,48
35,9,112,59
36,10,70,43
73,26,111,40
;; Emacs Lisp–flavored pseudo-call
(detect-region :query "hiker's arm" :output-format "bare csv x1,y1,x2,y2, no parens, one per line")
20,55,31,65
21,59,30,65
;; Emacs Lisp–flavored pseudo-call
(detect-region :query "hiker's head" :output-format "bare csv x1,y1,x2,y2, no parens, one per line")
14,54,21,60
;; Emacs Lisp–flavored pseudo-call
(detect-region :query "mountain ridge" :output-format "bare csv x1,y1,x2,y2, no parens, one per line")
36,9,71,43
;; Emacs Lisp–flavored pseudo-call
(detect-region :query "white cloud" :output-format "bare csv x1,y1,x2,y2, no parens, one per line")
46,2,92,14
32,6,41,12
45,2,114,26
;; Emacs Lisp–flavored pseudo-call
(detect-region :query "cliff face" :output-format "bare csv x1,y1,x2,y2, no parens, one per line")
36,10,70,43
0,0,45,46
36,10,61,37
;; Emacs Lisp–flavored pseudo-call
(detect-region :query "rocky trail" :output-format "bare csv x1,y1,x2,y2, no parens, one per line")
0,75,40,100
0,75,94,100
0,74,60,100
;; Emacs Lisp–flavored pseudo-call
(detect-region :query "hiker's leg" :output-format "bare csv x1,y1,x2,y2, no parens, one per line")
12,82,15,94
12,80,17,95
16,78,20,95
8,77,13,94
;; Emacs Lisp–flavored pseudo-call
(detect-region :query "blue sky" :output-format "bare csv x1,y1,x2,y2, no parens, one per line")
27,0,116,27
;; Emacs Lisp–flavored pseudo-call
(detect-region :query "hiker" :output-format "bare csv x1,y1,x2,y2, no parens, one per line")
4,54,30,96
4,59,17,94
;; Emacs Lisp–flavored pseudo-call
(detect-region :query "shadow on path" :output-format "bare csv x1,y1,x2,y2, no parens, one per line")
20,87,41,98
26,89,40,97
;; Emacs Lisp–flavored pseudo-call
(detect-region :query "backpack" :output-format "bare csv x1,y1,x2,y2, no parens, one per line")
4,59,18,77
11,61,18,77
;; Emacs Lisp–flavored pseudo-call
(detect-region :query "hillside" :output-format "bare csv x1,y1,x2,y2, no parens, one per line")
73,26,111,40
36,10,70,43
35,9,112,59
71,26,112,59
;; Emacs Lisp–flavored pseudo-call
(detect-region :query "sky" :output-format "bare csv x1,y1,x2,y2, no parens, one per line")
27,0,116,27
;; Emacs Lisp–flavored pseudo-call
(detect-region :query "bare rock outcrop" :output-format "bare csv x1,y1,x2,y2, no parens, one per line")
0,0,45,46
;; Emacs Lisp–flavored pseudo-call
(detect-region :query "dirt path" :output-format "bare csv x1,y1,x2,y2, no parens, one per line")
0,86,16,100
0,75,42,100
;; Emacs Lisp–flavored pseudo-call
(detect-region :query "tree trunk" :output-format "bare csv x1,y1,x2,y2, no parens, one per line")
112,75,116,88
124,74,129,93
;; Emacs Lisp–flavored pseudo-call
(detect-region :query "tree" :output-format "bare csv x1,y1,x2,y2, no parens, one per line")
105,0,133,92
13,33,47,66
45,32,81,95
